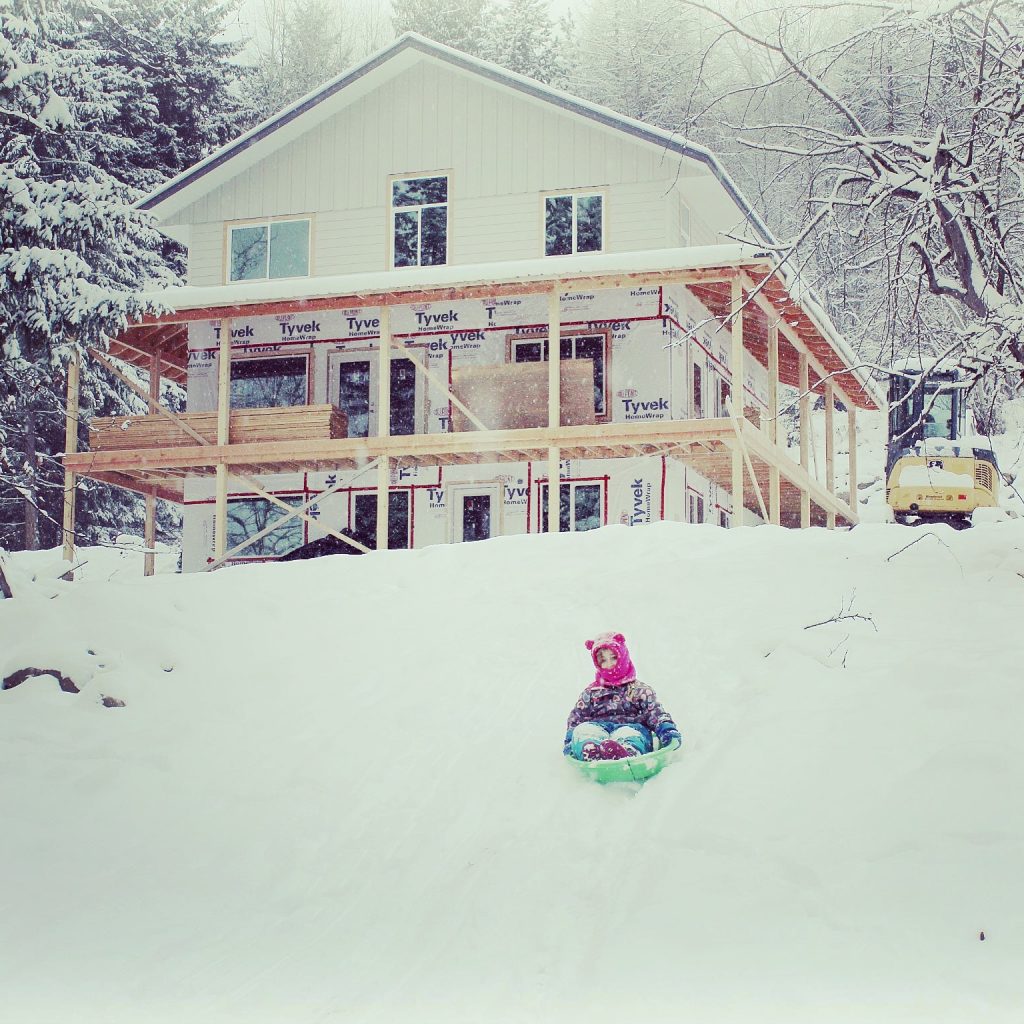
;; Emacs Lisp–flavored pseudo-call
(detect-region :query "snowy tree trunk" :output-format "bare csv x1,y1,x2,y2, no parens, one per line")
0,555,12,599
23,410,38,552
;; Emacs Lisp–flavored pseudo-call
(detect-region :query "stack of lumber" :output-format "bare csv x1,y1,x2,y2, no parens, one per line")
88,404,348,451
450,361,597,432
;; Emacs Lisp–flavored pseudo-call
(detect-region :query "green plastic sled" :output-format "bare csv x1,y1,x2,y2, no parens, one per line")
570,738,682,785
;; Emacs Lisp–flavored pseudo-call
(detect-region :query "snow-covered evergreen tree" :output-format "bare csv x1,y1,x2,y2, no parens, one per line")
480,0,565,86
0,0,172,550
76,0,249,192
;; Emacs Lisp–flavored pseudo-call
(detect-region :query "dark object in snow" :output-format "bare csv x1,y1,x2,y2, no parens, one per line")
0,557,13,600
980,931,986,941
101,695,126,708
278,536,363,561
2,667,79,693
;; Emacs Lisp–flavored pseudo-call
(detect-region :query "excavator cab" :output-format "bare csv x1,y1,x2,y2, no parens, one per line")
888,368,964,456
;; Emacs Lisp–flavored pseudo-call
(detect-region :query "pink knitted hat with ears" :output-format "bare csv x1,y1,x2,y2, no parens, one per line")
585,632,637,688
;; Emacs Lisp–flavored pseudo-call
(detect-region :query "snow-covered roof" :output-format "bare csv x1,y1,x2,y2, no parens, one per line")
138,32,772,244
130,244,884,409
140,244,770,311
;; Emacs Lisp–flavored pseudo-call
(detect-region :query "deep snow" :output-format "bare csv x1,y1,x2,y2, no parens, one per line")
2,516,1024,1023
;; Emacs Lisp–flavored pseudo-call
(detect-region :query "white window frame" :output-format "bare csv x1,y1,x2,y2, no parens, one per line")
536,479,605,534
351,489,411,550
225,495,305,560
389,171,450,269
508,329,611,421
687,490,705,525
327,347,427,437
449,483,503,543
716,373,732,418
692,358,705,419
225,215,312,284
542,188,605,256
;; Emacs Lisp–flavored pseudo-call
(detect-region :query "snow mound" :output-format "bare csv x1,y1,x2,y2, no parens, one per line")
2,521,1024,1023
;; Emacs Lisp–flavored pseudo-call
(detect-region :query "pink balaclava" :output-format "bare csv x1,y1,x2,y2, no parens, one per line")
585,631,637,688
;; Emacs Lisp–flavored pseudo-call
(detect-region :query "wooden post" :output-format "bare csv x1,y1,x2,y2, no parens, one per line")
799,352,810,528
547,446,561,534
547,286,561,535
61,350,81,578
215,318,231,561
767,324,779,444
730,278,744,527
144,351,160,576
376,457,390,551
729,418,769,523
377,305,391,550
825,380,836,530
768,325,781,526
548,285,560,430
848,405,859,517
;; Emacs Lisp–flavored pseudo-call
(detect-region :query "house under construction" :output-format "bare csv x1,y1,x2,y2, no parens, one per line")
59,34,883,574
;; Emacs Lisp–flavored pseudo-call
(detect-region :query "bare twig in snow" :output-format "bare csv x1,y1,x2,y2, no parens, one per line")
886,531,965,575
804,589,878,631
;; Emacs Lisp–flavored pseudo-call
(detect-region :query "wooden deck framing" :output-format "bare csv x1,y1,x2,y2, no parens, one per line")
65,417,856,528
60,259,876,574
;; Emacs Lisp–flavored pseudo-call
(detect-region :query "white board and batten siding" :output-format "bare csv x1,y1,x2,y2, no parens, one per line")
173,59,720,286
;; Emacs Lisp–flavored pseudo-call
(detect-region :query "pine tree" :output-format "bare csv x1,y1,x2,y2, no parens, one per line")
390,0,488,56
480,0,565,86
0,0,172,551
76,0,249,192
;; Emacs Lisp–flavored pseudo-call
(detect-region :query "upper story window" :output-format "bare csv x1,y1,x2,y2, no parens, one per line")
392,175,448,267
544,191,603,256
229,218,310,282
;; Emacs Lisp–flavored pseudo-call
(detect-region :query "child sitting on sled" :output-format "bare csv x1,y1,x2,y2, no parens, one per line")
563,631,681,761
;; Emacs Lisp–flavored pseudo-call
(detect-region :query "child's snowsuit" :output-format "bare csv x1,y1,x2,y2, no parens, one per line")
563,632,681,760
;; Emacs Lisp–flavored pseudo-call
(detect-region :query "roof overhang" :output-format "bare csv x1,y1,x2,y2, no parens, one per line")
105,245,883,409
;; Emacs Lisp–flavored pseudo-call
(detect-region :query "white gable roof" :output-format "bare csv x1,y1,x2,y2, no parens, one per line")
140,32,773,244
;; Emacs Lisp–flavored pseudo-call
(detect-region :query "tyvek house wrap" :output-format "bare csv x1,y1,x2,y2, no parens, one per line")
181,285,764,570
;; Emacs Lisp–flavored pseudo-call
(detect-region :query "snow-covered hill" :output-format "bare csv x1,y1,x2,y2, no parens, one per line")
2,520,1024,1023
